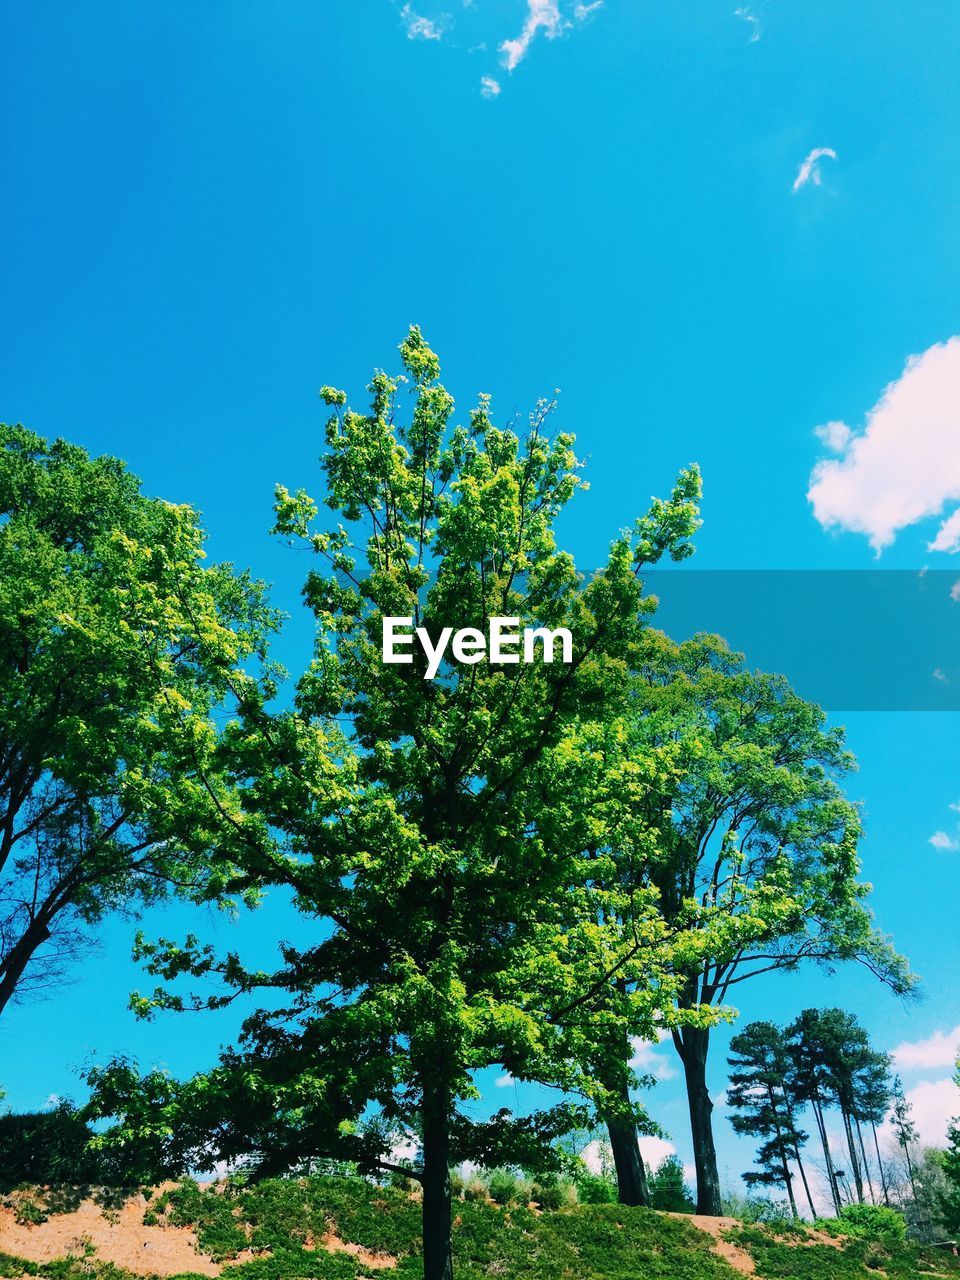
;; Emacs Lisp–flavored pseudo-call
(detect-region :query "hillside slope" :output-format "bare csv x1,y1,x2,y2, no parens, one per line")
1,1177,958,1280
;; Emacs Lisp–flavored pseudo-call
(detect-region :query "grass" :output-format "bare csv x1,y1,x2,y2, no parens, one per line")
725,1220,960,1280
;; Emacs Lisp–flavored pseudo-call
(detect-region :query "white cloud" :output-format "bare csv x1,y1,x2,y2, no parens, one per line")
902,1077,960,1145
495,1072,515,1087
400,4,447,40
734,7,762,41
814,420,853,453
638,1135,677,1169
929,830,958,850
500,0,565,71
808,338,960,552
933,668,949,683
792,146,837,192
893,1025,960,1071
629,1033,678,1081
949,798,960,810
574,1,604,19
480,75,502,99
931,508,960,554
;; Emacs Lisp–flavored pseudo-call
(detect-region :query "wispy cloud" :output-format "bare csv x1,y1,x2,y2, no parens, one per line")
400,4,448,41
808,337,960,552
500,0,565,72
792,146,837,192
894,1024,960,1071
495,1072,514,1087
734,7,762,41
930,830,958,850
574,1,604,20
480,75,502,99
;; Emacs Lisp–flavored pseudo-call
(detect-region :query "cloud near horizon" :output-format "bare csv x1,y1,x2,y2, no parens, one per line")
808,337,960,552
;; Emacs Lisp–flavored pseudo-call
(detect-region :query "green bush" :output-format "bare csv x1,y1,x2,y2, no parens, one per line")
830,1202,908,1243
486,1169,521,1206
0,1107,99,1192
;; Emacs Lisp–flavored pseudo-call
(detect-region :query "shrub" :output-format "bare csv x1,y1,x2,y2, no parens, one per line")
486,1169,521,1206
0,1107,99,1191
574,1172,617,1204
832,1203,907,1243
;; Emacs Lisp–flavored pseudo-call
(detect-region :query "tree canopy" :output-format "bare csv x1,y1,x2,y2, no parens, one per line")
87,329,705,1280
0,425,274,1017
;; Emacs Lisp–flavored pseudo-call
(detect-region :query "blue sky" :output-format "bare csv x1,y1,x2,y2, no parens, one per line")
3,0,960,1199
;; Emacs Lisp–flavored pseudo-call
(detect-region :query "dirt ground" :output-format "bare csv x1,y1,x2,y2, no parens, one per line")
0,1193,220,1276
0,1193,399,1279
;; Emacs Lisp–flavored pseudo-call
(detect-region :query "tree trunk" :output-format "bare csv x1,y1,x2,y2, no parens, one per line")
781,1086,817,1220
765,1083,798,1219
812,1100,841,1214
606,1111,651,1207
871,1121,891,1208
854,1116,875,1204
674,1026,722,1216
793,1144,818,1221
0,917,51,1017
421,1096,453,1280
841,1105,864,1203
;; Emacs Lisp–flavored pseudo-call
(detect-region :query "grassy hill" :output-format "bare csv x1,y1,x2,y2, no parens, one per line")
2,1176,959,1280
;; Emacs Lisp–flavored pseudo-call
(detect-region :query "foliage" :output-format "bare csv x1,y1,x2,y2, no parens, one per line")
646,1155,694,1213
619,634,913,1212
0,1105,99,1192
828,1202,907,1243
942,1058,960,1236
726,1021,810,1216
726,1220,960,1280
0,425,275,1018
86,331,705,1278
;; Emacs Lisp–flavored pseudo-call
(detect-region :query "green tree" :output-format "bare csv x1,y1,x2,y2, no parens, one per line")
621,635,913,1214
0,425,273,1018
648,1154,695,1212
727,1021,815,1219
944,1060,960,1238
88,330,702,1280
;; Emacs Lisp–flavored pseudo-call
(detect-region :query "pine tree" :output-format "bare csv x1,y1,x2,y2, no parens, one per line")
727,1021,815,1219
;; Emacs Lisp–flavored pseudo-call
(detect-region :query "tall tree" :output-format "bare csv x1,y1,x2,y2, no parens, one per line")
88,330,703,1280
0,425,273,1019
727,1021,816,1219
621,635,914,1214
943,1059,960,1238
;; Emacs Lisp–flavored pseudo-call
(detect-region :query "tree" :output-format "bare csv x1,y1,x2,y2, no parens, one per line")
943,1059,960,1238
621,635,914,1214
727,1021,815,1219
88,330,703,1280
648,1154,695,1212
0,425,273,1018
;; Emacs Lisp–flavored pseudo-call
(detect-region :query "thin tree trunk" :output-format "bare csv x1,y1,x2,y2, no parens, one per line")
854,1116,875,1204
793,1144,818,1221
674,1026,722,1216
765,1083,798,1219
781,1085,817,1220
606,1111,651,1207
421,1094,453,1280
871,1121,891,1208
841,1105,864,1203
812,1100,841,1214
